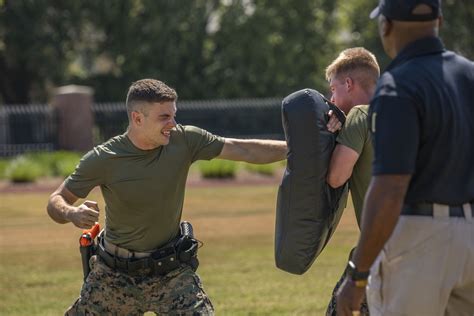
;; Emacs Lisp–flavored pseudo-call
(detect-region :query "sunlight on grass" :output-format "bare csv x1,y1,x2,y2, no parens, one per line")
0,185,358,315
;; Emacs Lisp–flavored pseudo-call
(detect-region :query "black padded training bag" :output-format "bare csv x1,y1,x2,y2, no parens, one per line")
275,89,349,275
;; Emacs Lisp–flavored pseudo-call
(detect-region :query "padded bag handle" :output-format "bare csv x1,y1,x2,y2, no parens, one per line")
275,89,349,275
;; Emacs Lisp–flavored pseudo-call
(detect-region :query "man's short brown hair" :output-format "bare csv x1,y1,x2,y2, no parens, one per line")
126,79,178,118
325,47,380,92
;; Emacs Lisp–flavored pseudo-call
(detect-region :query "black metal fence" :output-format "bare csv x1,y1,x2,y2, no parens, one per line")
0,104,57,157
0,98,284,157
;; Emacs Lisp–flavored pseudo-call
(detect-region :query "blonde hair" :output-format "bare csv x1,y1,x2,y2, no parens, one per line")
325,47,380,92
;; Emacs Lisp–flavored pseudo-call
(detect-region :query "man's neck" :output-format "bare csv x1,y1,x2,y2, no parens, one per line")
351,89,374,108
126,128,158,151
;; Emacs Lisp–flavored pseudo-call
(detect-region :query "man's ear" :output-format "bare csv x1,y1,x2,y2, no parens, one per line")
438,16,443,28
380,15,392,37
345,77,354,91
131,111,143,126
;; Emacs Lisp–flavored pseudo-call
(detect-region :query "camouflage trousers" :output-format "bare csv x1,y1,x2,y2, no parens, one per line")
65,255,214,316
326,248,370,316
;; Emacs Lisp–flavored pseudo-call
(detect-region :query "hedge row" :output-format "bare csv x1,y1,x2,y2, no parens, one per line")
0,152,284,183
0,151,82,183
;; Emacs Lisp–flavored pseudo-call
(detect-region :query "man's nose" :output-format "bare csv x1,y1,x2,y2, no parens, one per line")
330,95,335,103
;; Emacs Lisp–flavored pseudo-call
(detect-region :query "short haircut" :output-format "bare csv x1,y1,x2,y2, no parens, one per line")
325,47,380,92
125,79,178,119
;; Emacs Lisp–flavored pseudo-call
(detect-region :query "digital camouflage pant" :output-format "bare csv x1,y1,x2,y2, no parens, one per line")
65,255,214,315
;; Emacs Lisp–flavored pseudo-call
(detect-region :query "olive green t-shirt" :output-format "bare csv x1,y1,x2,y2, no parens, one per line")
65,125,225,251
336,105,373,226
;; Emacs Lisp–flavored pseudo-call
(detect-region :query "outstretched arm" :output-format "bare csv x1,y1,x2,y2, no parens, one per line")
47,181,100,229
217,138,287,164
216,109,341,164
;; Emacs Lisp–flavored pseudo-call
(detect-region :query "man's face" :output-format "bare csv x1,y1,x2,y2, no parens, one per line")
139,101,177,147
329,75,352,114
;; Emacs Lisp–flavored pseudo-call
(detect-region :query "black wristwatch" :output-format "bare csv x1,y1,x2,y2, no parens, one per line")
346,260,370,287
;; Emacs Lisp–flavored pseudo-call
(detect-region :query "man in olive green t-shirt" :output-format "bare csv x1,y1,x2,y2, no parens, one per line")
323,48,380,316
47,79,288,315
332,104,372,225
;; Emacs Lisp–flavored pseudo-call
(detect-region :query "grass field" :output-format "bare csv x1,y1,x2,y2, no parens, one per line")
0,184,359,315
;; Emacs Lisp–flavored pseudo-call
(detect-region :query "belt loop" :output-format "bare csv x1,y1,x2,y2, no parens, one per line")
433,203,449,218
463,203,473,222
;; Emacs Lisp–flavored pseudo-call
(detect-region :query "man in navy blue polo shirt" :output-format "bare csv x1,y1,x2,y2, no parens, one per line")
336,0,474,315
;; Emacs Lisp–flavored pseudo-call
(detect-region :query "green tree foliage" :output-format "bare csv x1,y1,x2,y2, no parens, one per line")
336,0,473,70
0,0,339,103
440,0,474,58
0,0,472,104
333,0,391,70
72,0,221,101
204,0,339,98
0,1,87,103
73,0,339,101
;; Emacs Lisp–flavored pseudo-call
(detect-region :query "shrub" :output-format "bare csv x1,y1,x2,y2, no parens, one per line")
22,152,55,176
24,151,81,177
56,159,79,178
48,151,81,176
0,159,10,179
198,160,237,179
5,156,43,183
244,162,277,176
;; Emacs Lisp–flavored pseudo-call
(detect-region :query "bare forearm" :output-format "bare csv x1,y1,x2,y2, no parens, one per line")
243,139,287,163
219,138,287,164
352,175,411,271
47,194,75,224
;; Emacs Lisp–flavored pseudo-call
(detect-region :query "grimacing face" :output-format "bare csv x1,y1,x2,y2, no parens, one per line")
138,101,177,148
329,75,353,115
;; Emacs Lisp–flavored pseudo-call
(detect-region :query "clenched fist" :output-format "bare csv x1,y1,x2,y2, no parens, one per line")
67,200,100,229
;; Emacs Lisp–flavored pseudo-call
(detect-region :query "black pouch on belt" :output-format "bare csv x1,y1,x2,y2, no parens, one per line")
175,221,199,271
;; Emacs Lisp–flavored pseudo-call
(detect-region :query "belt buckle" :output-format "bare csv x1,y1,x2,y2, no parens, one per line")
151,245,175,260
151,247,179,275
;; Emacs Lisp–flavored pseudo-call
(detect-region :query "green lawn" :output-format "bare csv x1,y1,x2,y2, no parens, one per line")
0,185,359,315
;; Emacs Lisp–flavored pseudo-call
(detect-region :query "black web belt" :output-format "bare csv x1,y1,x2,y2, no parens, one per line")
401,202,474,217
97,237,184,276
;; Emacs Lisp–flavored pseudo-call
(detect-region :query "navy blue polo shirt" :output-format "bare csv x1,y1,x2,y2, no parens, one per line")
369,37,474,205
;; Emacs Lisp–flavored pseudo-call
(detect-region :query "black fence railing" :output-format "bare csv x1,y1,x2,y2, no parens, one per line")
0,104,57,157
0,98,284,157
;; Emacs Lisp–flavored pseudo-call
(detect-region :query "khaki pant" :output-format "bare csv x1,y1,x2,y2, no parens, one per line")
326,248,370,316
367,205,474,316
65,255,214,315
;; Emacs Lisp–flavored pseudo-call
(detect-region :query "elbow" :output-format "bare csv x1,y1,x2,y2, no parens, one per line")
327,174,347,189
46,199,55,220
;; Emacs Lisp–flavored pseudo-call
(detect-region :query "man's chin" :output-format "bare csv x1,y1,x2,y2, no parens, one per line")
160,137,170,146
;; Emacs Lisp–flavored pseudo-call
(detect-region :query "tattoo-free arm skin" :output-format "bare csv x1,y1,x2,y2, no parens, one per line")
217,138,287,164
327,144,360,188
47,181,100,229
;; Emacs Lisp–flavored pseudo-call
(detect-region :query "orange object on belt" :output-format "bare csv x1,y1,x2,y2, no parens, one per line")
79,223,100,247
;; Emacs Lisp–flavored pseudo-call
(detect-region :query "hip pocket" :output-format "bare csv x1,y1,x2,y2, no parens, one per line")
367,250,386,314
